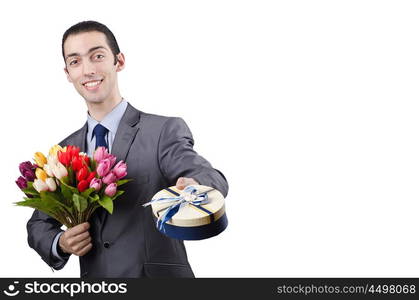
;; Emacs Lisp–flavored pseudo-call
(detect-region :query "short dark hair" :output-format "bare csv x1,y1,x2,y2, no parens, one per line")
62,20,121,65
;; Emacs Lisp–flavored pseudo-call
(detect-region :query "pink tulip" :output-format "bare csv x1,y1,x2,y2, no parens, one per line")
104,183,117,197
93,146,110,162
113,161,127,179
96,158,112,177
103,172,117,184
89,178,102,191
108,155,117,168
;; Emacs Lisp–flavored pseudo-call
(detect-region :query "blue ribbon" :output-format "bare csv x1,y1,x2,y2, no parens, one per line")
142,186,212,232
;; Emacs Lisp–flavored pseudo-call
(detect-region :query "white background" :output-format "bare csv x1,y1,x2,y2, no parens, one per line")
1,0,418,277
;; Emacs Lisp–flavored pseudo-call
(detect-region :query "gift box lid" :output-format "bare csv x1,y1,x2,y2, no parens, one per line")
149,185,225,227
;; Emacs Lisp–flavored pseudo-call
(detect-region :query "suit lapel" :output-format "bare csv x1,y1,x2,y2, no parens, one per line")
99,102,141,229
110,102,141,161
75,122,88,153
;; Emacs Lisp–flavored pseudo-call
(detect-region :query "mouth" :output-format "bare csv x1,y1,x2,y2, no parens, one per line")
82,79,104,91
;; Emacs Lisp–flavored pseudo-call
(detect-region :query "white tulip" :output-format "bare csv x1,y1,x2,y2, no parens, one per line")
33,178,49,193
47,154,58,165
45,178,57,192
51,162,68,179
43,164,54,177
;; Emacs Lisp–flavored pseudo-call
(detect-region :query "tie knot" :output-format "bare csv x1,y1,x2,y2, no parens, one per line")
93,124,109,138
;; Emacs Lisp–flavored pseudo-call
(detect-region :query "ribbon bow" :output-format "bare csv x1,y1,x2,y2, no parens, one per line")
143,186,213,232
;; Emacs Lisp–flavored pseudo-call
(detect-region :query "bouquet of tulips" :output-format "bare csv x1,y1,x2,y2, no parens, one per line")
14,145,132,228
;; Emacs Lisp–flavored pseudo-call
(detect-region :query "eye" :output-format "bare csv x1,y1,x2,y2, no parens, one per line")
69,59,78,66
95,54,104,59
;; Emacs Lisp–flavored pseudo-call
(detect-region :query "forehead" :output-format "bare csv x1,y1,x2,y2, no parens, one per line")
64,31,110,56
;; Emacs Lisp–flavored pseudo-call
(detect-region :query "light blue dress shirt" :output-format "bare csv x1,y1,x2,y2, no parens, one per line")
51,98,128,265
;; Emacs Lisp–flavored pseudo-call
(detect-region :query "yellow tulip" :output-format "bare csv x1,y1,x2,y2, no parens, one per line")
34,152,47,168
35,168,48,182
49,144,63,157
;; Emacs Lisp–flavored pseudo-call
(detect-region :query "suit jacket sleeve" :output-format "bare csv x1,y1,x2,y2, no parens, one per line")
26,209,70,270
158,117,229,197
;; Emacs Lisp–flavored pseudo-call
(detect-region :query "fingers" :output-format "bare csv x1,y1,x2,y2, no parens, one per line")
75,242,93,257
176,177,186,190
71,231,90,244
72,235,92,255
176,177,199,190
68,232,91,248
60,222,92,255
68,222,90,236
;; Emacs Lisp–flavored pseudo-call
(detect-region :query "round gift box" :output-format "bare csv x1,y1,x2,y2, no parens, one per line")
149,185,228,240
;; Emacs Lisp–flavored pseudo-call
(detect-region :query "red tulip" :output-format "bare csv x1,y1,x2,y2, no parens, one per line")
67,145,80,157
77,180,89,192
58,146,80,167
86,171,96,183
76,166,88,182
57,150,70,166
83,155,90,166
71,156,84,172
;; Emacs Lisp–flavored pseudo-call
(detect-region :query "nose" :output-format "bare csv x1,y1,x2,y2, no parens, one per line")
82,60,96,76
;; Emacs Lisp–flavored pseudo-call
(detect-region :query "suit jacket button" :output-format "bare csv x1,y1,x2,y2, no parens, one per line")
103,242,110,248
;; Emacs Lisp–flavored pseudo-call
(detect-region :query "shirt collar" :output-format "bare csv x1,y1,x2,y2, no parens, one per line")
87,98,128,141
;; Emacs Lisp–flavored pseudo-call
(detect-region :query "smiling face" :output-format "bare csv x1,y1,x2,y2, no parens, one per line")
63,31,125,104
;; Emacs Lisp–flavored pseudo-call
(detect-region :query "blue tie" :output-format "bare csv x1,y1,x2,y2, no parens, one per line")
93,124,109,150
92,124,109,224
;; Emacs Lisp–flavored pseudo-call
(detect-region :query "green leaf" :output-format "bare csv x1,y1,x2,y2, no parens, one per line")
14,197,42,206
60,178,79,193
116,179,133,187
111,190,125,201
81,187,96,199
22,181,39,196
98,195,113,214
59,182,73,199
39,191,68,211
21,188,39,196
89,194,100,203
91,159,97,171
14,198,57,218
68,168,75,186
72,194,88,213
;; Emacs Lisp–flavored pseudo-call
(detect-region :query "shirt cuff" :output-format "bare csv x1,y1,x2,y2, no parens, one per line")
51,231,70,260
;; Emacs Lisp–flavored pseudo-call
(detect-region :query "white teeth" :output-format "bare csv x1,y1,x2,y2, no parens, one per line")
84,80,101,87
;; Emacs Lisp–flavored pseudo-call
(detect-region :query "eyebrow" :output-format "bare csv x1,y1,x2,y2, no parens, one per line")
65,46,108,61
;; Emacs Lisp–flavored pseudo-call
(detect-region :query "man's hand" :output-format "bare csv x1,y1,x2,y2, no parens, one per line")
176,177,199,190
59,222,92,257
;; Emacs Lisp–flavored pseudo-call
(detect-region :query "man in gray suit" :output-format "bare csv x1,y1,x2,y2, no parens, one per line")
26,21,228,278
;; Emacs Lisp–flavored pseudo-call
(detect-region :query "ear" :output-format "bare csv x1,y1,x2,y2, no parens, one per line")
115,53,125,72
64,67,72,83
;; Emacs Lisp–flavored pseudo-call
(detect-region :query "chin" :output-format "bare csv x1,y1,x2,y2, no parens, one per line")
85,96,106,104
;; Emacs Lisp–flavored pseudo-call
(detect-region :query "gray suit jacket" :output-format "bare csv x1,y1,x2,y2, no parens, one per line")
26,102,229,278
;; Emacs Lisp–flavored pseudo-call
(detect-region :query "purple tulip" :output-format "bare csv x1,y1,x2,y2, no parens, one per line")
103,172,117,184
104,183,117,197
89,178,102,191
15,176,27,189
19,161,36,181
112,161,127,179
23,170,36,181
